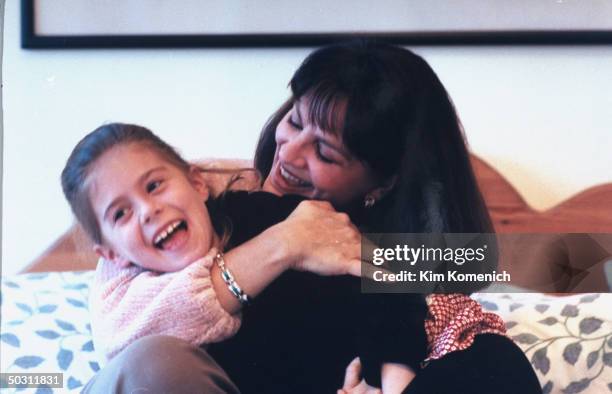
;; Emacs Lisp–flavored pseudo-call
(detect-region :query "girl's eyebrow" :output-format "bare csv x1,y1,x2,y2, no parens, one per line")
102,166,166,220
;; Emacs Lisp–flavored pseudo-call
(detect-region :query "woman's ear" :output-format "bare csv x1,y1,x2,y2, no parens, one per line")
368,175,398,201
188,166,210,201
93,244,130,268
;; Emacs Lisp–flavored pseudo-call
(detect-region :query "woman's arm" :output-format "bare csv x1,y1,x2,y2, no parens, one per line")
91,199,361,357
211,200,363,314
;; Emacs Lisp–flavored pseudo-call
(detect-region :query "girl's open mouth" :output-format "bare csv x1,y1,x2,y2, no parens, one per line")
153,220,188,250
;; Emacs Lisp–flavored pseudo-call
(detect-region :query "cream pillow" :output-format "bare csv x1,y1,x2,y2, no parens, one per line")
473,292,612,394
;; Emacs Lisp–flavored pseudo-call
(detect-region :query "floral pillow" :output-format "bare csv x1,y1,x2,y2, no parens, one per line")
473,292,612,394
2,271,610,393
1,271,98,392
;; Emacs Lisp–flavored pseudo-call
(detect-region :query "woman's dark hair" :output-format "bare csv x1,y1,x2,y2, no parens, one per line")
255,40,493,234
61,123,191,244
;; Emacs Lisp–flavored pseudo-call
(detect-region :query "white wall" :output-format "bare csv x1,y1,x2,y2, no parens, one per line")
2,1,611,274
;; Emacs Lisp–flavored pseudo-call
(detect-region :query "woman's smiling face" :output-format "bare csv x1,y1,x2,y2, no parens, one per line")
263,97,379,207
89,143,216,272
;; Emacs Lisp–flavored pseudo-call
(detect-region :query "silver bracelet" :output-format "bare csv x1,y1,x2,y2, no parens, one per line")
214,252,251,306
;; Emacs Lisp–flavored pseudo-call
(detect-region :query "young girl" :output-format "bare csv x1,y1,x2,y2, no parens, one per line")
63,123,427,392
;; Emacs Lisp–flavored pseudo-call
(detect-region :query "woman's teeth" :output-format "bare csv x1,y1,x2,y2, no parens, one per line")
154,221,185,249
280,166,310,187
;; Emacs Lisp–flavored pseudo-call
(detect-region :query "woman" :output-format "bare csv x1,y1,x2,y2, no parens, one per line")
85,41,541,394
254,40,538,393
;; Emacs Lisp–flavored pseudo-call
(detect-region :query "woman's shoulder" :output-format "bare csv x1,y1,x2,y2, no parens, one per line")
211,191,305,249
220,190,304,207
214,191,304,224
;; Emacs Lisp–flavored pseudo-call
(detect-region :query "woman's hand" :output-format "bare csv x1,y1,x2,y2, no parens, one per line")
279,200,362,277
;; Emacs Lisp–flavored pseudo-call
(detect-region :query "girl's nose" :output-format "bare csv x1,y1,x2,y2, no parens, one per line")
278,133,308,168
141,200,163,224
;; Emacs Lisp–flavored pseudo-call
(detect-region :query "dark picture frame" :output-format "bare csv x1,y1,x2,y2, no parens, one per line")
22,0,612,49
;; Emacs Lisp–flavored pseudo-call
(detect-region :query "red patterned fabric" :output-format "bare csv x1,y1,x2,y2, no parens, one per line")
423,294,507,364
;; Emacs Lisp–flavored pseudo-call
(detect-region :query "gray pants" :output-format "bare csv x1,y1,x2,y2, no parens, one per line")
82,336,240,394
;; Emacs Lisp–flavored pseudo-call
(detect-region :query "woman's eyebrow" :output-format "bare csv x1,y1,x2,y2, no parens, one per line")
317,137,351,160
294,101,304,123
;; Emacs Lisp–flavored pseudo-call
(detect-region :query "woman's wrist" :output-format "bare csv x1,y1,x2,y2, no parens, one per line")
211,224,293,314
264,220,302,269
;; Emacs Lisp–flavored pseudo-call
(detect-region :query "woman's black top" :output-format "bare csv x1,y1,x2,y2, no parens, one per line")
206,191,542,394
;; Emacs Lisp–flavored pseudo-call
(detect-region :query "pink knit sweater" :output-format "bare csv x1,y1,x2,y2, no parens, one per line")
89,248,241,361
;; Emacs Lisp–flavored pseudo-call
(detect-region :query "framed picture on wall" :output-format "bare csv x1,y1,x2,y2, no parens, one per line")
22,0,612,48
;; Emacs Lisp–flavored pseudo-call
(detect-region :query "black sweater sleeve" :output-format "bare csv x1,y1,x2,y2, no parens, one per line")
357,291,428,386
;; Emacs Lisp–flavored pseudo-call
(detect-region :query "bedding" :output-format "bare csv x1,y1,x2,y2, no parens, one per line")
472,292,612,394
1,271,97,392
6,155,611,393
2,271,610,393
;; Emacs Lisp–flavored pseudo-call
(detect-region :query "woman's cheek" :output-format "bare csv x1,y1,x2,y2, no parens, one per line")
274,124,290,144
311,165,339,191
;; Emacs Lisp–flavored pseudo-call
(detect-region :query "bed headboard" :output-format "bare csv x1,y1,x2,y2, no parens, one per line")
470,156,611,292
470,156,612,233
23,155,612,291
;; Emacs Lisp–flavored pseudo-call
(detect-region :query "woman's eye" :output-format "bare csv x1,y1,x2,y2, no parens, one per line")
315,143,336,164
146,180,162,193
288,116,303,130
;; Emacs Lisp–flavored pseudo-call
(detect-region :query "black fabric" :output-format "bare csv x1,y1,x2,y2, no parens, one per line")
403,334,542,394
207,191,427,392
206,192,541,394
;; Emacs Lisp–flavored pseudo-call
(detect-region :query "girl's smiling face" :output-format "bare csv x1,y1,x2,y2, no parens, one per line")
89,143,216,272
263,97,379,207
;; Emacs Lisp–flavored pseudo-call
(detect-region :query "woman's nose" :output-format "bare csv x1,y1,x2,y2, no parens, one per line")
278,133,308,168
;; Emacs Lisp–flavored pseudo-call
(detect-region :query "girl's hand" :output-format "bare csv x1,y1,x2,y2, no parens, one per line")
381,363,416,393
338,358,415,394
280,200,362,277
338,357,381,394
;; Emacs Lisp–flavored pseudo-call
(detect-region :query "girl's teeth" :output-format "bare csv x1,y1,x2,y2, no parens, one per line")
154,221,182,245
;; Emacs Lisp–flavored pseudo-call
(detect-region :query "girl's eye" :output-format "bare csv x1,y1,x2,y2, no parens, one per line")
113,209,126,223
146,180,162,193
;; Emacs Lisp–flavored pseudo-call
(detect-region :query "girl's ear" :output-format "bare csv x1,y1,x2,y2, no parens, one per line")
93,244,131,268
188,166,210,201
